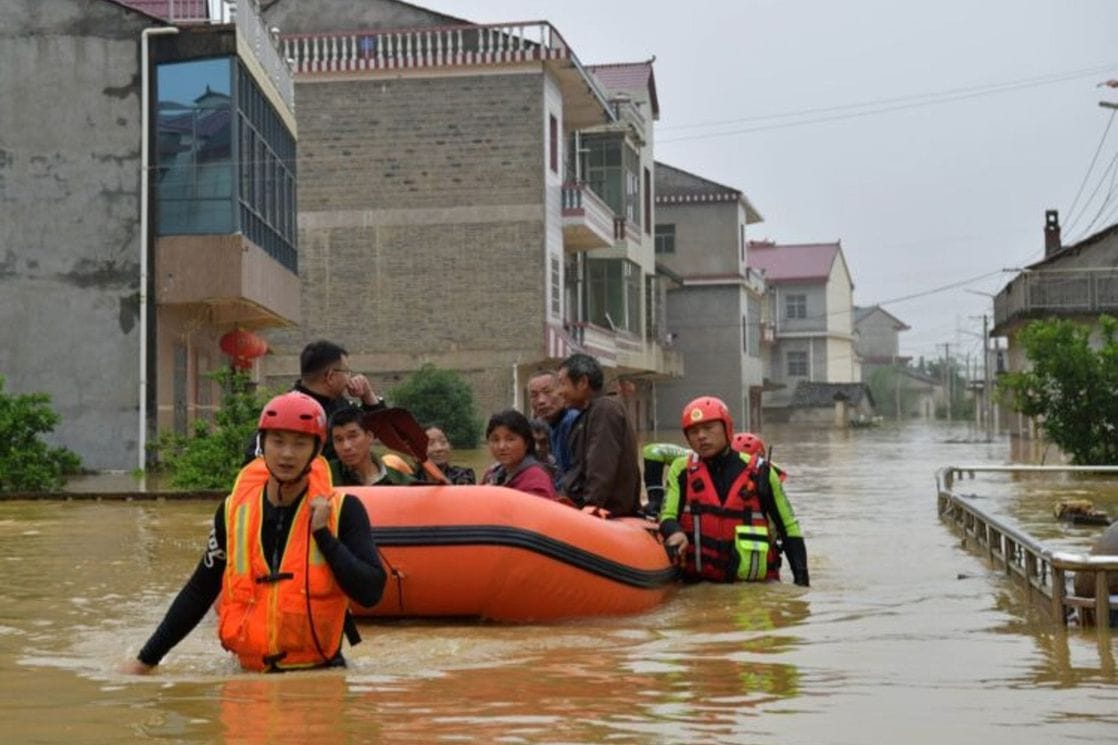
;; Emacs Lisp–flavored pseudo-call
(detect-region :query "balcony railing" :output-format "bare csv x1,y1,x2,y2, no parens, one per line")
284,21,575,74
613,216,642,246
994,268,1118,330
561,182,614,251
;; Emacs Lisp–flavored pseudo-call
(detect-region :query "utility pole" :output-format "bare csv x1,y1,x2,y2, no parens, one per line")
982,314,992,442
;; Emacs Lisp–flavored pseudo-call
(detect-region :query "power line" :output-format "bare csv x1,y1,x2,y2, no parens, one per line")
657,64,1118,145
660,63,1118,133
1063,106,1117,222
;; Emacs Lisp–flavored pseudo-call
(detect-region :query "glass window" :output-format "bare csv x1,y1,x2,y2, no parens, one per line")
156,57,235,235
654,224,675,254
787,350,809,377
587,259,640,333
785,293,807,320
746,296,761,357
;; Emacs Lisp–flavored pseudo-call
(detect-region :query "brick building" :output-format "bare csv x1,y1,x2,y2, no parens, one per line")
260,0,680,430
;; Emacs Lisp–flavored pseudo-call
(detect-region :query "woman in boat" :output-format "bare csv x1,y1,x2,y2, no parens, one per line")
421,424,477,484
482,409,558,500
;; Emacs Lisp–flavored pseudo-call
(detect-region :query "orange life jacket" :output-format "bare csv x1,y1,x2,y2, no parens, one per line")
679,453,780,583
218,457,348,671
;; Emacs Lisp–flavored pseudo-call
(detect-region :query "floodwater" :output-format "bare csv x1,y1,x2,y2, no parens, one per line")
2,420,1115,744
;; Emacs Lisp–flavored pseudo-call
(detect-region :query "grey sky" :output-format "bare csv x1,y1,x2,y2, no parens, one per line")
423,0,1118,365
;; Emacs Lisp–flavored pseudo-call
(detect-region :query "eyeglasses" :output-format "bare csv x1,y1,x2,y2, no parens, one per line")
330,367,353,377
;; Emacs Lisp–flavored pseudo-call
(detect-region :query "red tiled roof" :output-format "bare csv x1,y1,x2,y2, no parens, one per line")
587,61,659,117
747,241,840,283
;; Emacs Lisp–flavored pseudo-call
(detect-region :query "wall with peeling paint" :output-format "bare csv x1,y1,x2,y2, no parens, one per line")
0,0,155,470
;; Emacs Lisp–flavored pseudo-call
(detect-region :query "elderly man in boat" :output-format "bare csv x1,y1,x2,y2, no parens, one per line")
124,392,386,673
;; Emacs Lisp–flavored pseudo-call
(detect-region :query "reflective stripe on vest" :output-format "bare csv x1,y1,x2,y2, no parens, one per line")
679,453,780,583
219,457,349,671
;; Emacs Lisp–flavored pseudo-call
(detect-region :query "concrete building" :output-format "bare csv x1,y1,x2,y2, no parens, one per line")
261,0,680,430
991,210,1118,437
853,305,910,374
746,240,859,420
651,163,766,431
0,0,298,470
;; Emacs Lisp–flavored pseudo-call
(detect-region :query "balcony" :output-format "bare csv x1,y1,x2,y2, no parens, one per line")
281,21,613,129
562,182,614,251
992,268,1118,334
156,234,300,328
568,322,618,366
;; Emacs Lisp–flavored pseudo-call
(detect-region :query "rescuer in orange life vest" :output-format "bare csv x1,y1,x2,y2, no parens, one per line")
123,392,387,673
660,397,809,586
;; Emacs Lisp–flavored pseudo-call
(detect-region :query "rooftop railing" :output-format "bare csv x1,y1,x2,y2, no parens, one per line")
936,465,1118,632
994,268,1118,329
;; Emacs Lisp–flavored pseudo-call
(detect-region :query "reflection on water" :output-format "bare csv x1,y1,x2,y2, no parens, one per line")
3,420,1116,744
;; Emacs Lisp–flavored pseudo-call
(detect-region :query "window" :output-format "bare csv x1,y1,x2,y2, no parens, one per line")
654,224,675,254
550,255,561,317
587,258,640,333
740,224,745,264
156,57,235,235
580,133,639,226
643,167,651,235
549,114,558,174
785,293,807,320
742,314,748,353
746,296,761,357
787,350,808,377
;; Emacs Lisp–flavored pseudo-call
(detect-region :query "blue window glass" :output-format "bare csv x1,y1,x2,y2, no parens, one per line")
156,57,235,234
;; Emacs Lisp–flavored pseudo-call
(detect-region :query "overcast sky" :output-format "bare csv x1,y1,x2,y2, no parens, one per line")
421,0,1118,365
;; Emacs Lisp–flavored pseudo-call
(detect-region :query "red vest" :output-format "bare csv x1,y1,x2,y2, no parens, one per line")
218,458,348,671
678,453,780,583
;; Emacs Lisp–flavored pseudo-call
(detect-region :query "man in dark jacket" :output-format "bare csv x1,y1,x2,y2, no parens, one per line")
556,353,641,516
245,340,388,464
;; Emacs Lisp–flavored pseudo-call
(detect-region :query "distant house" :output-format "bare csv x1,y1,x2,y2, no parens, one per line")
747,241,860,420
853,305,911,375
786,382,874,426
652,162,766,430
992,210,1118,437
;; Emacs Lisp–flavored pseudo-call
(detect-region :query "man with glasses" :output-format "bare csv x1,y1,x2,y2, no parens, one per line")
246,340,388,464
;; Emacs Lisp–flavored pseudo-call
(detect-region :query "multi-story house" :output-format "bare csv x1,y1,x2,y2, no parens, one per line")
261,0,679,429
991,210,1118,437
746,240,860,419
853,305,910,375
0,0,299,470
651,163,766,431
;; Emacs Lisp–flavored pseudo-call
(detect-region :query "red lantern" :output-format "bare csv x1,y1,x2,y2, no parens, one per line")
219,329,268,370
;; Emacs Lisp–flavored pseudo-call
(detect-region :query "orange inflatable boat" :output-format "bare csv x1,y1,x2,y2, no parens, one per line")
349,485,678,621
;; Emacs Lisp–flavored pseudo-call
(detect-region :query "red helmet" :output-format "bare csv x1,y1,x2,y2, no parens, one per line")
680,396,733,437
731,432,766,456
257,391,327,444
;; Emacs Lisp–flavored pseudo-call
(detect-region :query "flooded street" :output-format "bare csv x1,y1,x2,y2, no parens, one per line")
1,420,1115,743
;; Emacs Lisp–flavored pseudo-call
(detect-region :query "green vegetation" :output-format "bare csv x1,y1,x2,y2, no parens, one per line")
152,369,274,489
390,364,482,448
0,376,82,492
866,366,918,419
998,316,1118,464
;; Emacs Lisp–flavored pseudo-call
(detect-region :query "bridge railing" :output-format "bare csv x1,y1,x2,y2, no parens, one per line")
936,464,1118,630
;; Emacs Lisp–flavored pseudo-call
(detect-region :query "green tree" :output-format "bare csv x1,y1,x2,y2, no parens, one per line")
866,366,919,419
389,364,481,448
152,369,274,489
0,376,82,492
998,315,1118,464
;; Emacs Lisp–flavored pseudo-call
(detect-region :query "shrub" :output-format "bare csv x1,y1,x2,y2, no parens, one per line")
389,364,482,448
0,376,82,492
152,369,274,489
998,315,1118,464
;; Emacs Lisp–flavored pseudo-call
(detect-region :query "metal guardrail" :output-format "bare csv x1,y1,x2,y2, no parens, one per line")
937,465,1118,630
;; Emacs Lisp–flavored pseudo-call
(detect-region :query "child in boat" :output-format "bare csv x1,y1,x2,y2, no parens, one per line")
482,409,558,500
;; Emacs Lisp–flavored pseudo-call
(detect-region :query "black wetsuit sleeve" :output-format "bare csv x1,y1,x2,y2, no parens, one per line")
137,504,227,666
312,495,386,608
